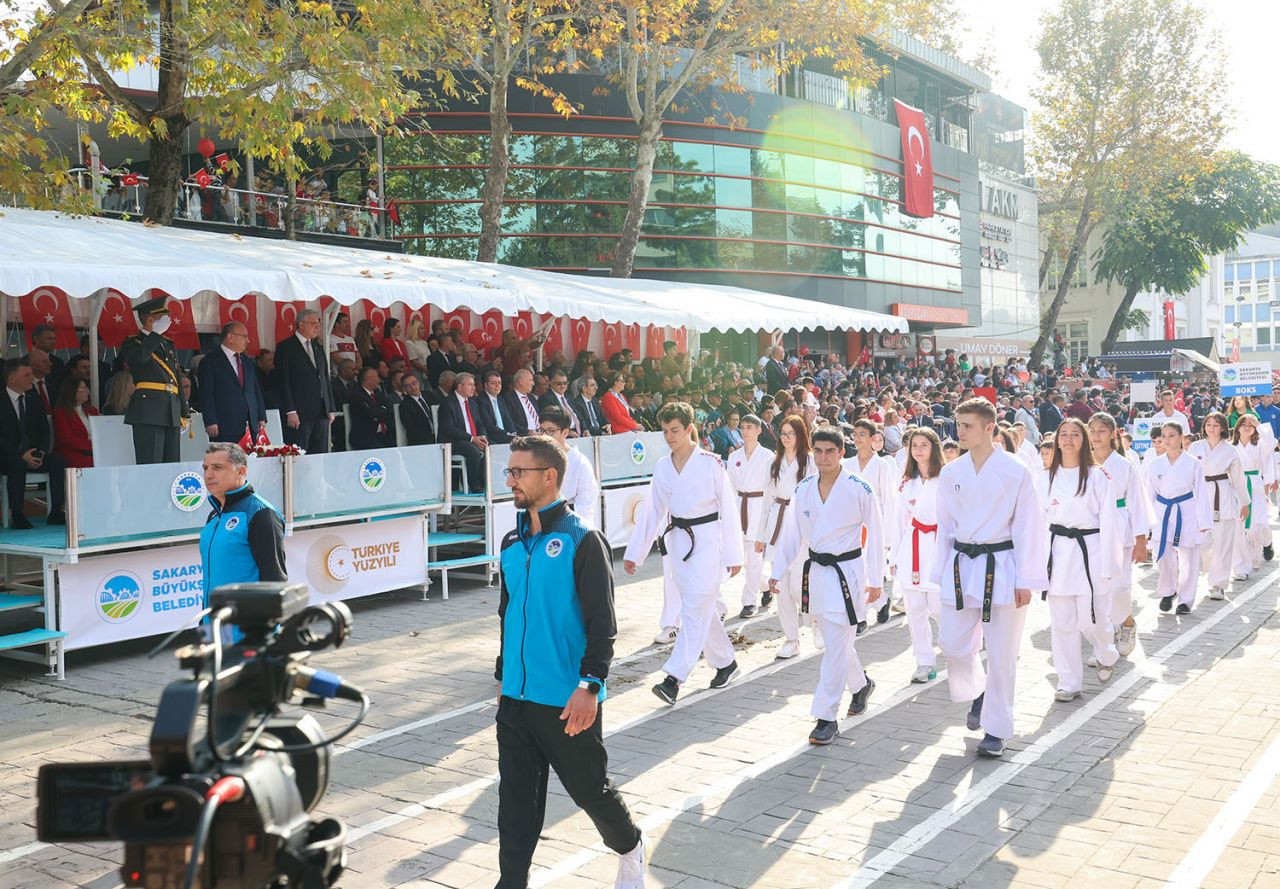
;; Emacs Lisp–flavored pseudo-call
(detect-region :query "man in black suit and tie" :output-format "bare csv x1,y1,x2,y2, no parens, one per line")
349,367,393,450
763,345,789,395
426,331,460,388
503,368,541,436
398,373,436,445
329,358,358,451
0,358,66,528
537,369,583,436
436,371,487,491
570,375,609,436
275,309,335,453
198,321,269,443
473,370,514,444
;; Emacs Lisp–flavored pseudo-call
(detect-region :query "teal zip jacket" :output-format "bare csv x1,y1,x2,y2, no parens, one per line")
496,499,616,707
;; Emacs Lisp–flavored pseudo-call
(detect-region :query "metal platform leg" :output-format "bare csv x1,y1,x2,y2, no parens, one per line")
441,568,449,601
45,558,61,679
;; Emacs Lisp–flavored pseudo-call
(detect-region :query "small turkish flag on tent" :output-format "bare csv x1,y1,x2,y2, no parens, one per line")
18,288,78,349
646,325,665,358
539,314,563,355
894,100,934,219
569,318,592,356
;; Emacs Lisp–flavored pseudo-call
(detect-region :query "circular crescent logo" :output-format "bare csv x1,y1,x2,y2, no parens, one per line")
171,471,206,512
359,456,387,492
326,544,355,581
97,571,143,623
34,289,61,323
305,533,350,596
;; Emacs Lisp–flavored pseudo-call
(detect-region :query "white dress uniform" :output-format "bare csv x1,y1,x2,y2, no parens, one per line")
625,448,744,683
1103,449,1153,628
1187,439,1248,591
750,455,810,643
1144,452,1212,606
933,449,1049,741
1233,435,1276,573
770,471,884,721
892,474,941,668
561,445,600,529
726,443,773,608
1039,465,1124,694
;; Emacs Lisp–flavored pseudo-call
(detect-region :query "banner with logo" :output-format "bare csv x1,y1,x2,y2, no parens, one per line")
598,431,667,483
286,516,426,602
602,485,649,549
1131,416,1155,454
1219,361,1273,397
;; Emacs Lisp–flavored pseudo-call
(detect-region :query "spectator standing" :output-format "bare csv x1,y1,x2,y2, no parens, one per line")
275,308,336,454
198,321,268,443
52,377,98,468
29,324,66,391
1063,389,1093,423
0,358,66,528
198,443,286,598
121,297,189,464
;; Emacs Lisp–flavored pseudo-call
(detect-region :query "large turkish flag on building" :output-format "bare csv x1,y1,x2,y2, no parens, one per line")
894,100,934,219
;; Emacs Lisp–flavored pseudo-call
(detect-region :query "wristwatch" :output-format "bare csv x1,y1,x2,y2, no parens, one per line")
579,678,602,695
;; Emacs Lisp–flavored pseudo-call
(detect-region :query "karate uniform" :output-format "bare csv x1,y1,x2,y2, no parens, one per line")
1232,437,1276,574
770,471,883,721
562,445,600,529
844,453,899,571
934,449,1049,741
1145,452,1212,606
726,443,773,607
1039,466,1124,694
625,448,744,683
1187,439,1248,590
892,475,941,668
1103,450,1153,627
750,455,810,643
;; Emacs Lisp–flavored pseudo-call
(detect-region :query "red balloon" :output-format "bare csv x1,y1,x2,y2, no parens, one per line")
798,346,810,356
197,138,216,159
469,329,488,349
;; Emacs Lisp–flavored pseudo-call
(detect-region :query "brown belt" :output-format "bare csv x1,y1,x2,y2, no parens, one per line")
1204,472,1228,520
738,491,763,533
769,497,791,546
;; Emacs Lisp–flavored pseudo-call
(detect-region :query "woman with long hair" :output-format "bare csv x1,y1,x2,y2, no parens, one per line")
103,371,134,416
892,427,943,683
1042,418,1122,701
379,317,407,364
1188,411,1249,599
404,317,430,376
749,415,813,659
354,319,377,368
1226,395,1257,429
1231,414,1275,577
52,377,99,468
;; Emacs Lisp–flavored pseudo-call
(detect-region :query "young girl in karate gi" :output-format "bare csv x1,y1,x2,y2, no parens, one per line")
1231,414,1275,578
1145,423,1213,615
891,427,943,684
1188,412,1249,599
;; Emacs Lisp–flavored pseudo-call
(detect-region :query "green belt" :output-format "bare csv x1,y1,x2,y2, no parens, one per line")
1245,470,1260,529
1116,498,1126,508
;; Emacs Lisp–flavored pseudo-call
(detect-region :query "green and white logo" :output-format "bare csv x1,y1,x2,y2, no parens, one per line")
97,572,143,623
171,471,206,512
360,457,387,492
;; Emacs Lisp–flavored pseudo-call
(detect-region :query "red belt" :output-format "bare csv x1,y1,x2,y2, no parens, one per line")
910,518,938,584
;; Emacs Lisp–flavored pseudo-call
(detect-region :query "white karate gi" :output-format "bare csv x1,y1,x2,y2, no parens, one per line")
892,474,941,668
750,455,810,642
1145,452,1212,606
562,445,600,529
1103,449,1153,628
1040,465,1124,694
1017,439,1041,475
933,449,1049,741
726,443,773,607
1233,437,1276,573
843,453,899,568
625,448,744,683
770,471,883,721
1187,439,1248,590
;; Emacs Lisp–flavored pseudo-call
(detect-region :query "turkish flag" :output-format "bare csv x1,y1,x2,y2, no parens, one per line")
121,173,140,187
407,304,432,333
623,322,641,356
894,100,934,219
218,296,260,354
18,288,78,349
163,296,200,349
387,201,400,225
442,308,470,332
214,153,231,172
645,325,664,358
274,301,305,344
512,311,534,340
602,322,623,358
569,318,592,356
478,310,504,347
974,386,997,405
1163,300,1176,340
361,300,390,341
194,168,212,189
238,426,253,450
539,314,563,356
99,289,139,347
673,327,687,354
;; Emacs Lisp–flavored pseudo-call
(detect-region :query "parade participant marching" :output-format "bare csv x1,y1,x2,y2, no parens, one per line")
1040,419,1123,701
768,426,883,745
122,296,189,464
727,414,773,617
1086,413,1151,657
749,415,813,658
625,402,744,705
891,427,943,684
843,419,898,628
1188,412,1249,599
1145,423,1212,615
1231,414,1275,578
934,397,1048,758
537,406,600,528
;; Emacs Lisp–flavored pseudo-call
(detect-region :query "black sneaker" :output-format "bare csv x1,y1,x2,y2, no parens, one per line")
1265,545,1274,562
1159,595,1174,613
966,693,984,731
1175,603,1191,616
876,602,890,624
738,605,757,619
856,620,868,635
809,719,839,745
847,675,875,716
709,660,740,689
46,510,66,525
652,675,679,705
977,733,1006,757
760,591,774,609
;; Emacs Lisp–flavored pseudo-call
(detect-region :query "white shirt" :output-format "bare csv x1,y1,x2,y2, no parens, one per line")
1153,408,1191,436
562,445,599,528
330,334,358,362
843,452,899,557
455,392,476,437
296,332,316,366
893,475,940,591
750,454,809,546
515,390,540,429
1037,464,1123,597
1187,439,1249,519
727,443,773,534
1144,452,1212,551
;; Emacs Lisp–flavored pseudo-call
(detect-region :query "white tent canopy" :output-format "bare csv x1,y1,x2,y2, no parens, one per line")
0,208,906,335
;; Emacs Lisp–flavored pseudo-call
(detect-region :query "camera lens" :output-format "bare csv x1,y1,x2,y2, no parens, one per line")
142,798,180,827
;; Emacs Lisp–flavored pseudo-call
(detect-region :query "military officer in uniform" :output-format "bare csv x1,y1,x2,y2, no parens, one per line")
122,296,189,464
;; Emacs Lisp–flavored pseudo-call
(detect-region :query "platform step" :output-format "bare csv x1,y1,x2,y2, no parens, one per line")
0,594,43,612
427,532,484,547
427,554,498,570
0,627,66,652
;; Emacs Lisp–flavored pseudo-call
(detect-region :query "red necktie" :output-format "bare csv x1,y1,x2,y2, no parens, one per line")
235,353,245,387
463,398,476,436
37,380,49,411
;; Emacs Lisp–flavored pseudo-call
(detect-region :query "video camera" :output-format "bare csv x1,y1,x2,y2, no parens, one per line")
36,582,367,889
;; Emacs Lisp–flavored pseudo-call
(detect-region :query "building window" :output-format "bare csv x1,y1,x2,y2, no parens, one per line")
1259,327,1271,346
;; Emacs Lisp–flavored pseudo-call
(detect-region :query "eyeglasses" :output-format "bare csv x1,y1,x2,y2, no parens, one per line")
503,467,551,479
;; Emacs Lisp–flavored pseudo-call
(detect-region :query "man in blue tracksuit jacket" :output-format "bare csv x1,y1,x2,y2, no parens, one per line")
198,442,286,605
495,435,645,889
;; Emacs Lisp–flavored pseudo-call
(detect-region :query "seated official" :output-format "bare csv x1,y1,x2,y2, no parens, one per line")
0,358,66,528
475,370,516,444
52,377,99,468
398,373,436,445
437,371,487,491
348,366,393,450
601,373,641,433
571,376,610,437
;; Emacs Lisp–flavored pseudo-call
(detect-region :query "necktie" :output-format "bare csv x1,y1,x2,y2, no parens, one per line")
586,399,597,427
17,394,27,449
559,394,579,432
37,380,48,411
491,396,506,432
235,353,245,387
463,398,476,437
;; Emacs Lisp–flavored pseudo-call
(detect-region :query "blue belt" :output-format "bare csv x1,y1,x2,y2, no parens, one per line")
1155,491,1194,560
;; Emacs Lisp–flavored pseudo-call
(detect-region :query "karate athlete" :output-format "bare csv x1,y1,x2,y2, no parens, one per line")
768,427,882,745
934,398,1048,758
537,407,600,528
1086,413,1151,658
1231,414,1275,578
625,402,744,705
726,414,773,618
1145,422,1212,615
1040,419,1124,701
750,416,814,658
891,427,943,683
843,419,898,628
1188,412,1249,599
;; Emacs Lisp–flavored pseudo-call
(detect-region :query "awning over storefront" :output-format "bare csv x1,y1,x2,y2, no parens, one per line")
1098,337,1220,374
0,209,906,335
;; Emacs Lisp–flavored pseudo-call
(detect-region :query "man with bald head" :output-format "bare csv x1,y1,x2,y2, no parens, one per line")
199,321,269,443
504,367,541,436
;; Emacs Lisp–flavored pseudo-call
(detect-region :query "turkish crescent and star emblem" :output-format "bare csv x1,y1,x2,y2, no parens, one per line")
893,99,935,219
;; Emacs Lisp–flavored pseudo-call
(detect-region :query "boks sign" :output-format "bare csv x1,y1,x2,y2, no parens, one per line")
1219,361,1273,397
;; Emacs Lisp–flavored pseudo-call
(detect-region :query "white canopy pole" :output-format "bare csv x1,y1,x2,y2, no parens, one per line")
87,289,109,408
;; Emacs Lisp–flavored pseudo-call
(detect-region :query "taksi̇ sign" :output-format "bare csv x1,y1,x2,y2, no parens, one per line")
1219,361,1273,397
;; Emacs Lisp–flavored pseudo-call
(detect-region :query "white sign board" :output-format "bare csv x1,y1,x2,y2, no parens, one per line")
1220,361,1273,397
1130,380,1158,405
286,516,427,602
603,485,649,549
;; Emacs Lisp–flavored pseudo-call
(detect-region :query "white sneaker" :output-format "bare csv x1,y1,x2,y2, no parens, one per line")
911,665,936,683
1097,664,1114,683
1086,655,1099,668
1232,572,1250,581
653,627,678,645
776,639,800,659
812,625,825,651
890,596,907,614
1055,688,1081,702
615,835,647,889
1116,623,1137,657
1208,587,1225,601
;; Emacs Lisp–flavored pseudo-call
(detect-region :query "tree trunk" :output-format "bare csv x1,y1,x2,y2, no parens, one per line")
611,119,663,278
477,74,511,263
1029,195,1093,368
284,175,297,239
143,121,187,225
1100,281,1143,356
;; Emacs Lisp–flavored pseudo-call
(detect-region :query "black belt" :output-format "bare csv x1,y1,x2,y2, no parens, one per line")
802,548,863,626
952,540,1015,623
1045,524,1100,623
657,512,718,561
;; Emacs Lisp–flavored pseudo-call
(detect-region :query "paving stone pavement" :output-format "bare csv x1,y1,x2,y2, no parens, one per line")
2,537,1279,889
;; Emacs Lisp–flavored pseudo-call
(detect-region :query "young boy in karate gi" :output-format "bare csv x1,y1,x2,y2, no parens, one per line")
726,414,773,618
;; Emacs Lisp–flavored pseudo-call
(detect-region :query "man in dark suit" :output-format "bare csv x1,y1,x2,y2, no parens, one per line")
570,375,608,436
0,358,66,528
474,370,515,444
275,308,335,454
198,321,269,443
30,325,67,394
764,345,789,395
426,331,460,388
348,366,392,450
398,373,436,445
256,350,277,410
122,297,189,464
329,358,358,451
537,369,582,435
436,371,487,491
503,368,541,437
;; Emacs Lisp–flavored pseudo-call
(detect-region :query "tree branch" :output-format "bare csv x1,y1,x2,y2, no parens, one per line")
0,0,100,93
69,34,151,127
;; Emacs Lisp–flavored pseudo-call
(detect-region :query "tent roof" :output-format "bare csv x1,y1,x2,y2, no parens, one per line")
0,209,906,334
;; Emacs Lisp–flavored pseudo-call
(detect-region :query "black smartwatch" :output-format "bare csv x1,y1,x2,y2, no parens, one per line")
578,678,602,695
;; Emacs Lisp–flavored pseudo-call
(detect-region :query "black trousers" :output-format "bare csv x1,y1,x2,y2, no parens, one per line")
496,697,639,889
132,424,180,464
284,415,330,455
454,440,486,491
1,452,66,514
